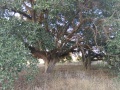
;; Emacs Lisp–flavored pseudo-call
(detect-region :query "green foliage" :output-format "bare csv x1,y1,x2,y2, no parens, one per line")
106,30,120,70
0,17,55,50
36,28,55,50
104,0,120,71
0,18,39,90
0,15,55,89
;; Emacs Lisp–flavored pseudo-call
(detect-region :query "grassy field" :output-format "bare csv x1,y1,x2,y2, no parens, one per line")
14,62,120,90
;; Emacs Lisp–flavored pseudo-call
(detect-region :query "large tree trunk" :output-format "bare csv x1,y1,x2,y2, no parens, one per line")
82,54,87,69
81,47,87,69
44,58,58,73
86,56,91,70
82,55,91,70
80,47,91,70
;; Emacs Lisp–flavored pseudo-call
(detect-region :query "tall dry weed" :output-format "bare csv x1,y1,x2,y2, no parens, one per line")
14,64,120,90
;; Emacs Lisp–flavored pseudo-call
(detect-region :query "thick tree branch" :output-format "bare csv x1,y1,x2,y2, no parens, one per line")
12,9,32,20
1,5,32,20
60,18,92,48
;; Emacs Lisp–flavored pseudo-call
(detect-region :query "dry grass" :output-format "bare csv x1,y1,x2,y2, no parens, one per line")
14,62,120,90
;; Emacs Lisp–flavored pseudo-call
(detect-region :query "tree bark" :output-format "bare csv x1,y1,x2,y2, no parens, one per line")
81,47,87,69
86,56,91,70
80,47,91,70
44,58,58,73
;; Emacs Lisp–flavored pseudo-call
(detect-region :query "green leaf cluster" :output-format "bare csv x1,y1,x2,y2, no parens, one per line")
0,18,39,90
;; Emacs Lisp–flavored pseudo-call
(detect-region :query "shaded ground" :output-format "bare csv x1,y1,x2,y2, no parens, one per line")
14,61,119,90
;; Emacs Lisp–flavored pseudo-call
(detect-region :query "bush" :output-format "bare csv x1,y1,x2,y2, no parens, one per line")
0,18,38,90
